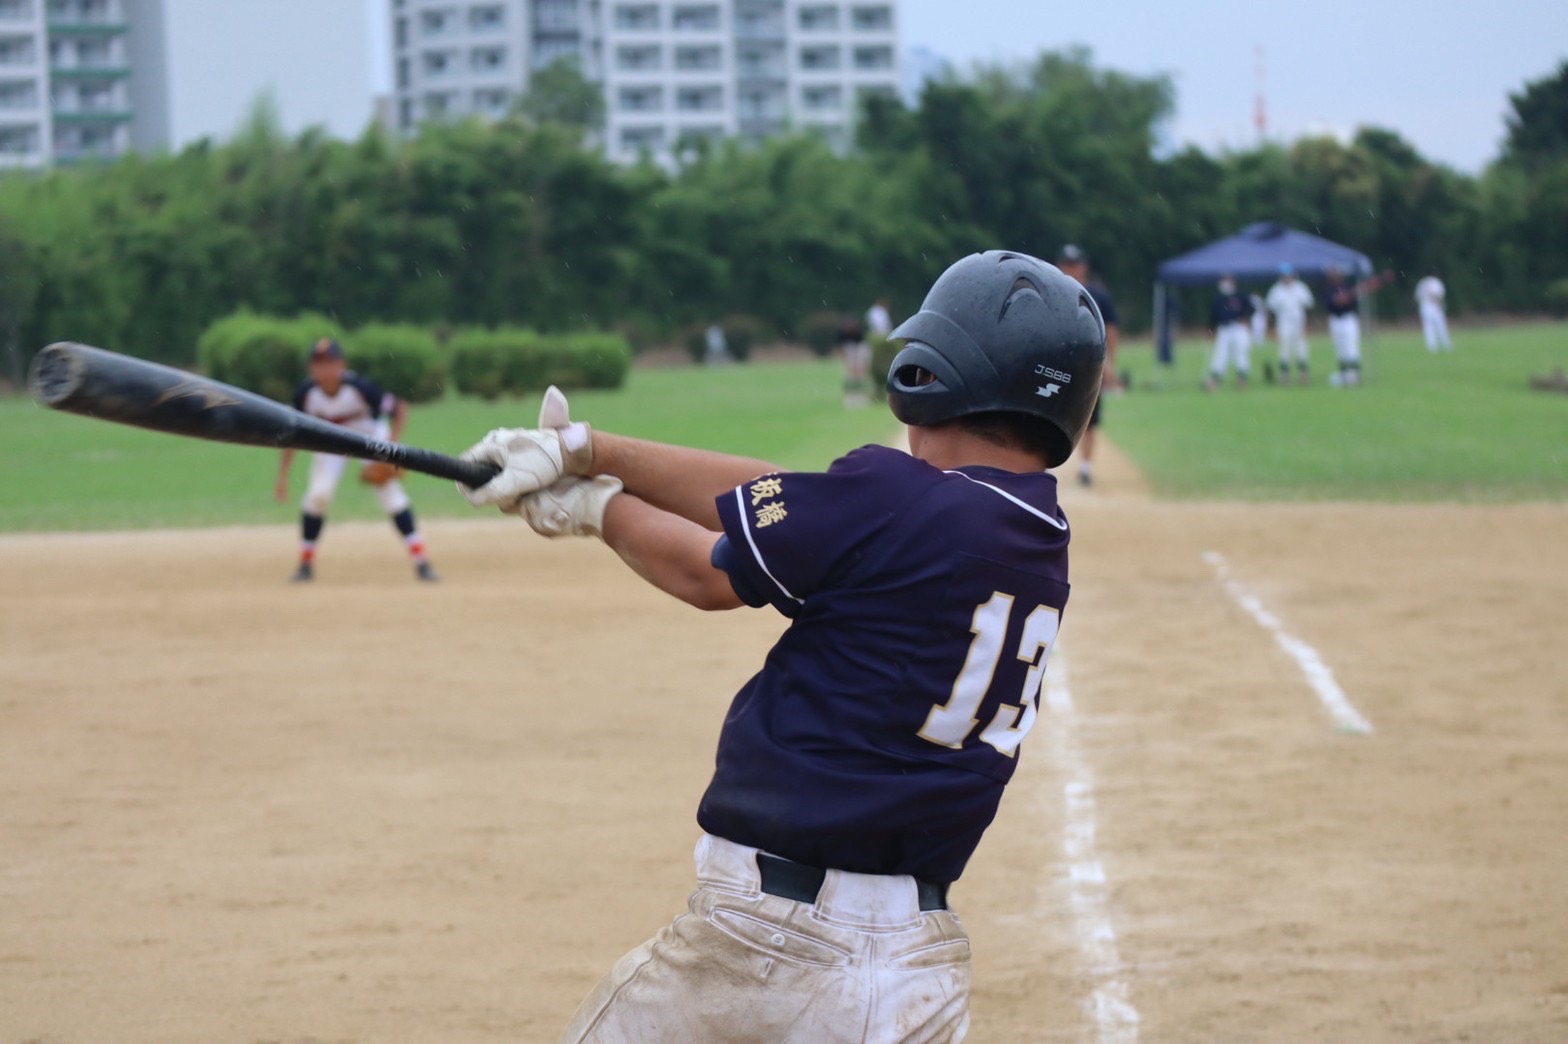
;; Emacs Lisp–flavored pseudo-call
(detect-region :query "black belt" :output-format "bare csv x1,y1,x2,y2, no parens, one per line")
756,853,949,912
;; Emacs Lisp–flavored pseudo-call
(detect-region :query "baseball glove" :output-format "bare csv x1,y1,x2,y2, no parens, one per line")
359,461,405,486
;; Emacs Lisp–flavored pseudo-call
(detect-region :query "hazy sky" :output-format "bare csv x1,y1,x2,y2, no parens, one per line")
901,0,1568,172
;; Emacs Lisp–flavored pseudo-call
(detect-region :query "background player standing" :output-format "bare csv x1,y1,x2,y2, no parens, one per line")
274,337,438,582
1324,267,1395,386
458,250,1105,1042
1056,244,1118,487
1206,275,1254,390
1415,271,1453,351
1266,263,1315,385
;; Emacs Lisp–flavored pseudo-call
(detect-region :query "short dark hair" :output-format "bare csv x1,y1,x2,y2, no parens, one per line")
952,411,1065,467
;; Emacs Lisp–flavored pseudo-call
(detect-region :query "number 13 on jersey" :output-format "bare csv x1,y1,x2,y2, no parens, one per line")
917,592,1059,757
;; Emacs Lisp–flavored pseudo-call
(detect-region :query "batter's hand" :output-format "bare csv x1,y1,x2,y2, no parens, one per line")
521,475,623,539
457,387,595,510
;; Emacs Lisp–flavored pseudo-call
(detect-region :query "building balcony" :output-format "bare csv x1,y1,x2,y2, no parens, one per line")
52,107,129,122
46,21,128,34
49,63,128,78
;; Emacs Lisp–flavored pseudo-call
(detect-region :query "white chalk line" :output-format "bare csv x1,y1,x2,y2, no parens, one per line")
1042,654,1141,1043
1201,551,1373,735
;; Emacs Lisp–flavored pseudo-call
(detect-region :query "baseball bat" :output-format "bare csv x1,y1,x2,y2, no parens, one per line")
28,342,500,488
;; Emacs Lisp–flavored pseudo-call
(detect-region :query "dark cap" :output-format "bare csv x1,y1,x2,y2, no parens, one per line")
1057,244,1087,265
309,337,343,361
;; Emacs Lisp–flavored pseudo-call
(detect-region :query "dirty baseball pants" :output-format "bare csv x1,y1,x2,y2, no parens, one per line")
559,833,972,1043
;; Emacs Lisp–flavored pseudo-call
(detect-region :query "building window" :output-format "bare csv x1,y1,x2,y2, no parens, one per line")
0,0,34,20
674,44,720,71
398,98,413,128
394,16,407,47
613,3,657,29
535,0,578,31
850,5,891,31
676,86,721,111
532,38,579,68
422,49,455,75
736,45,781,77
797,4,837,30
423,91,457,117
473,87,510,113
802,84,840,111
0,37,33,65
0,81,35,109
616,44,660,71
396,57,410,89
469,3,504,31
798,45,838,70
619,125,665,152
852,45,891,70
672,4,719,30
471,46,506,72
617,85,662,112
419,7,455,34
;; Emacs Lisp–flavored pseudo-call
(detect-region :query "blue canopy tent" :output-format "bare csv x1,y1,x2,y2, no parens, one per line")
1152,222,1374,364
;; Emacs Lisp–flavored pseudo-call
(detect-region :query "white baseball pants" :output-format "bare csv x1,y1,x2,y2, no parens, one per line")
1276,318,1310,367
1420,304,1451,350
1209,322,1251,379
559,833,972,1043
302,451,410,516
1329,314,1361,365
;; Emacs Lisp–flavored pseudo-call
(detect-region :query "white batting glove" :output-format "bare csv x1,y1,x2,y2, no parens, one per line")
457,386,594,510
521,475,623,539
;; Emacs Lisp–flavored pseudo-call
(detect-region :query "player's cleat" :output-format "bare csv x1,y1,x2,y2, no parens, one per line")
290,562,313,583
1077,466,1093,488
415,561,439,582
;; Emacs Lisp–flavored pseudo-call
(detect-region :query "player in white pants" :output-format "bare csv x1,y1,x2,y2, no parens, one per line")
1206,276,1254,390
1265,263,1315,385
275,338,437,581
1415,273,1452,350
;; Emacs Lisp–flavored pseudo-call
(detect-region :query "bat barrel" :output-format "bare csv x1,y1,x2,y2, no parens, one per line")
27,342,86,408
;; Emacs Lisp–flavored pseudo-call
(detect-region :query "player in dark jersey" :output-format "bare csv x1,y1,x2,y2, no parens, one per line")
458,251,1106,1041
275,337,437,582
1056,244,1119,487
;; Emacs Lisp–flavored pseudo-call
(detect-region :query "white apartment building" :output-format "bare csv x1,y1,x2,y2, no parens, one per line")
391,0,900,163
0,0,133,168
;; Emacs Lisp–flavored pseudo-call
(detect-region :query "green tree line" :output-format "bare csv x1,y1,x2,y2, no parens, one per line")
1,49,1564,384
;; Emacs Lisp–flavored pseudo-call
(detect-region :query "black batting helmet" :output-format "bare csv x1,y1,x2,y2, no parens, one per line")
887,250,1106,465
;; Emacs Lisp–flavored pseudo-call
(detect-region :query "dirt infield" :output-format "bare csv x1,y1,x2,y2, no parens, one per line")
3,450,1565,1042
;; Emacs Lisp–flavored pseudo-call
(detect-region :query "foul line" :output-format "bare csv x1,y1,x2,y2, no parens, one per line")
1202,551,1373,735
1043,654,1141,1043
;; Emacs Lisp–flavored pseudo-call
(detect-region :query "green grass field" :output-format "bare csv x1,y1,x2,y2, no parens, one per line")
1,322,1564,533
1110,321,1568,501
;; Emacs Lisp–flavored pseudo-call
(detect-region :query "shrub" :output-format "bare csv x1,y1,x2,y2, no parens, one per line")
720,314,767,363
197,311,340,403
798,310,848,357
1546,277,1568,318
448,327,631,398
869,336,898,401
683,324,712,364
347,323,445,403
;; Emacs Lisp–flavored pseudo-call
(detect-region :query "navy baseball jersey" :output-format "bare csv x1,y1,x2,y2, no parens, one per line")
1210,291,1253,327
702,444,1071,883
292,372,394,436
1326,283,1359,317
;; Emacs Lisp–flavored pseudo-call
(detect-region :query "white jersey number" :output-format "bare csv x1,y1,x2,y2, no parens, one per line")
917,592,1060,757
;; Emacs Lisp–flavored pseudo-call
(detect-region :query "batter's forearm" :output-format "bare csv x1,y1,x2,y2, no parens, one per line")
601,494,742,610
591,432,779,531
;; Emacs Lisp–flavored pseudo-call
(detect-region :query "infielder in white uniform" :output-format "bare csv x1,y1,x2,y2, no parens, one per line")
274,338,438,582
1265,263,1315,385
1415,272,1452,351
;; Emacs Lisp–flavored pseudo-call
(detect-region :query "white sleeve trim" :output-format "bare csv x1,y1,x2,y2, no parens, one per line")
732,486,804,605
943,471,1069,531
